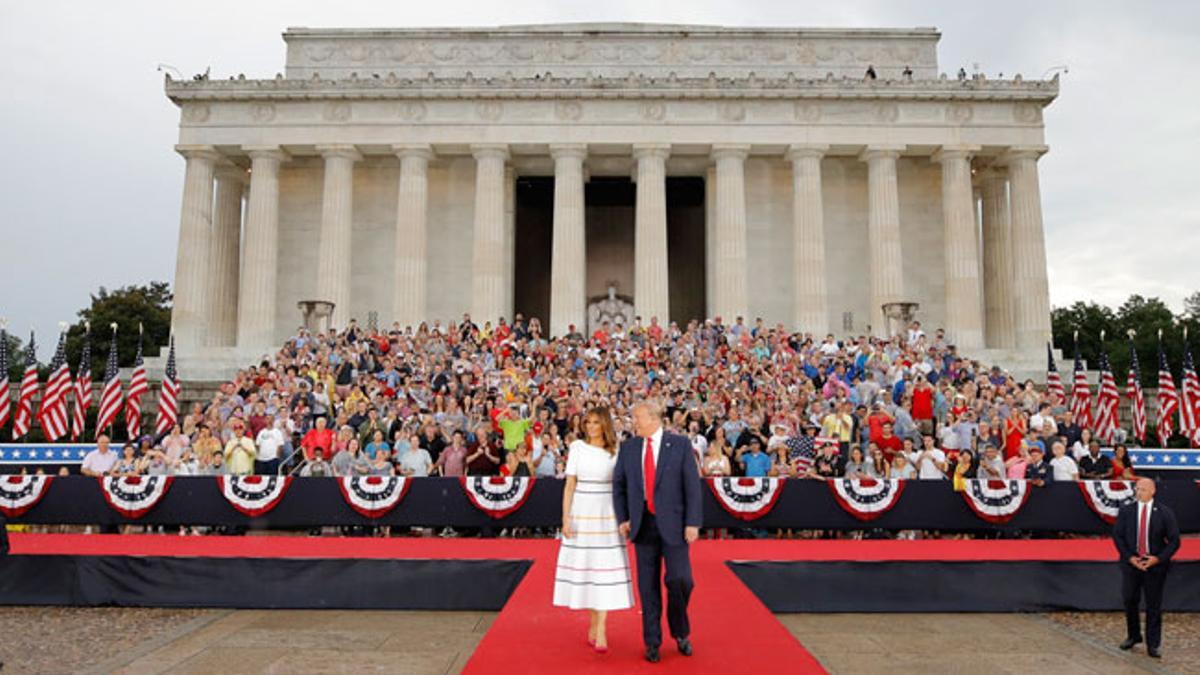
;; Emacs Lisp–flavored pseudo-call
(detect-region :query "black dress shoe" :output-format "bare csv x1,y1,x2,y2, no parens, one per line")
676,637,693,656
1119,637,1142,651
1147,646,1162,659
645,645,660,663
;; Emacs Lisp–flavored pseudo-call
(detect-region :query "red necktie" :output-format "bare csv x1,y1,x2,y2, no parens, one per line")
644,437,656,515
1137,504,1149,557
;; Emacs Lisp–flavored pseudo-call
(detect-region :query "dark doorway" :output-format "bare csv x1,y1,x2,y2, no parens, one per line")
666,176,707,326
512,175,707,334
513,177,554,326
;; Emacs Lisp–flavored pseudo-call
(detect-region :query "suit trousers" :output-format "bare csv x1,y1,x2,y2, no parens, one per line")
1121,562,1168,648
633,510,693,647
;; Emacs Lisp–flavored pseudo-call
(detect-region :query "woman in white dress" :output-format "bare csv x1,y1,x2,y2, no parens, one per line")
553,407,633,653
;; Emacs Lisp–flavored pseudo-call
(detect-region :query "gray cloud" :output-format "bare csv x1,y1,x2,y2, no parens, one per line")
2,0,1196,357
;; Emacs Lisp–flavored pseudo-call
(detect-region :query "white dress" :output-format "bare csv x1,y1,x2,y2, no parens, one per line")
552,440,635,610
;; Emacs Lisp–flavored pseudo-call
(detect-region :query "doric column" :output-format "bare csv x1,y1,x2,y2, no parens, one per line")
315,144,361,329
172,145,220,350
1003,146,1053,350
860,145,907,335
787,144,830,335
933,145,985,350
633,143,671,325
237,146,289,351
207,164,246,347
710,144,750,321
470,144,509,323
503,166,516,319
980,168,1016,349
392,144,433,329
548,144,588,338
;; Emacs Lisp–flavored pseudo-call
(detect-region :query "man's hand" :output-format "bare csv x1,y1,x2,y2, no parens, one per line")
618,521,631,540
685,526,700,544
1144,555,1160,569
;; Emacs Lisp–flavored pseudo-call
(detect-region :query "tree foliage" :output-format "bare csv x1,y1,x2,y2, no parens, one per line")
64,282,173,379
1052,293,1200,386
3,330,28,382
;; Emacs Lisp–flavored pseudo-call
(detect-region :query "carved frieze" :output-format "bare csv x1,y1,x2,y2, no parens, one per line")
283,26,942,80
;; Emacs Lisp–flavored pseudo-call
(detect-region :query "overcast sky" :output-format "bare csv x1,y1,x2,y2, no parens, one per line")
2,1,1197,358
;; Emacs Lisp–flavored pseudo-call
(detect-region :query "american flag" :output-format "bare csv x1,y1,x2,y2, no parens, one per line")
1045,342,1065,402
35,331,71,441
1092,349,1120,444
1156,341,1179,447
12,333,38,440
1182,343,1200,447
0,327,10,431
154,336,180,437
71,330,92,441
95,327,122,437
784,433,816,474
1127,340,1146,444
1069,341,1092,429
124,329,147,441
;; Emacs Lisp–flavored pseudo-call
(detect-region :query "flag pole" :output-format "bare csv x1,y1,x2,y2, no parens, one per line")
107,322,118,438
83,320,91,441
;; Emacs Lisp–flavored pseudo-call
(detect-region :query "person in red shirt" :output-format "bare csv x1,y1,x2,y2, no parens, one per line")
591,320,611,347
911,377,935,435
876,422,905,462
300,416,335,461
646,316,664,343
866,404,894,444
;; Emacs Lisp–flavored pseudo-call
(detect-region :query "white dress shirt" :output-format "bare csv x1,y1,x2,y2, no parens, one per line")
1138,499,1154,555
642,426,664,471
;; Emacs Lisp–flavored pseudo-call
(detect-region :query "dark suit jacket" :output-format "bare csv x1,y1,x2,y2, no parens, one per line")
1113,500,1181,565
613,430,703,546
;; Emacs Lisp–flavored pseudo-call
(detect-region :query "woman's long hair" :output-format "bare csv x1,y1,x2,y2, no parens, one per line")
585,407,619,456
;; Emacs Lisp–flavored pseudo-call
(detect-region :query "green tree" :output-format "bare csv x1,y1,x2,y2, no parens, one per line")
64,282,173,378
2,330,29,385
1050,301,1117,367
1183,291,1200,320
1112,295,1177,386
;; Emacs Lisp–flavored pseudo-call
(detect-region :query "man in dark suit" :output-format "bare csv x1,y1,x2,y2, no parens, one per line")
1112,477,1180,658
614,401,703,663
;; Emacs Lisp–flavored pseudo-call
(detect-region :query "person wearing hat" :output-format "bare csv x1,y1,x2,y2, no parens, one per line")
1023,444,1051,486
738,436,772,477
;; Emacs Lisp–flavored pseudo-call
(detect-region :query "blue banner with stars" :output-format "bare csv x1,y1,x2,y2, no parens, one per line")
0,444,1198,469
0,444,93,464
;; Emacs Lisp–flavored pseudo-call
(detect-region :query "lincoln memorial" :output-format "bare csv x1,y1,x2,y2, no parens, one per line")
162,23,1059,377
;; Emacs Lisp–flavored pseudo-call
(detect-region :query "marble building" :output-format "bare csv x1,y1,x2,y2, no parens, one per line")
162,23,1059,377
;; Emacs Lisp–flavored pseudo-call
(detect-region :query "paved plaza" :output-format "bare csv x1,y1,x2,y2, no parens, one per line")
2,608,1196,674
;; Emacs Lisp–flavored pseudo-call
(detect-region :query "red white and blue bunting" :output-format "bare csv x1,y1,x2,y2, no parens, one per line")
218,475,292,517
0,475,54,517
828,478,905,521
460,476,535,518
1079,480,1136,524
960,479,1031,524
338,476,410,518
708,477,785,521
99,476,173,518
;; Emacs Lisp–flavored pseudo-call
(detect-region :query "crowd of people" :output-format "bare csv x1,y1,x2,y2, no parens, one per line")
64,313,1136,488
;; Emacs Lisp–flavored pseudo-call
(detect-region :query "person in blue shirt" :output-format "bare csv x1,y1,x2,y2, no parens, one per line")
738,436,773,477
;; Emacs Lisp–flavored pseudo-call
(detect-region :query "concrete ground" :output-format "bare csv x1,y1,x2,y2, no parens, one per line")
0,609,495,675
780,613,1199,675
1,608,1195,674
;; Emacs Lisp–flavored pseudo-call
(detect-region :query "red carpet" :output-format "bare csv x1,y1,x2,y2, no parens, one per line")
461,540,825,674
11,534,1198,561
